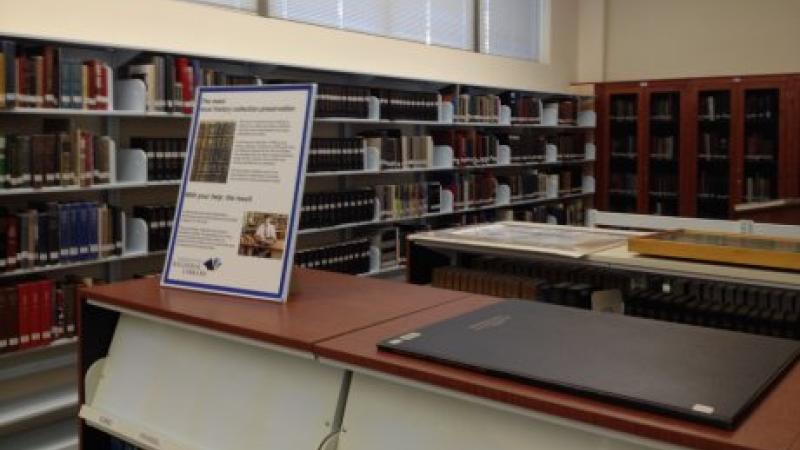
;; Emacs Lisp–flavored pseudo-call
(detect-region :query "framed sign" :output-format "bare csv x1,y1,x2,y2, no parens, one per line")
162,84,316,302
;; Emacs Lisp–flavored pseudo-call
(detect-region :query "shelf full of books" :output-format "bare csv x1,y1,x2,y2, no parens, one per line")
0,34,595,305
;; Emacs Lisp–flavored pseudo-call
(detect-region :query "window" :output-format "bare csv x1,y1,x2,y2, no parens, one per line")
479,0,545,61
267,0,475,51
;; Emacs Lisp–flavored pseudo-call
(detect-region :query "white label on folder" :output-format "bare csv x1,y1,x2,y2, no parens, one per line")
692,404,715,415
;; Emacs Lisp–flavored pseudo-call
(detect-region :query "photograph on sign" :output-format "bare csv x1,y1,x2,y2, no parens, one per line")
162,84,316,302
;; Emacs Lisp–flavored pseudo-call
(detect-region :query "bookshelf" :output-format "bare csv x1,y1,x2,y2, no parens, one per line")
597,75,798,218
0,32,595,448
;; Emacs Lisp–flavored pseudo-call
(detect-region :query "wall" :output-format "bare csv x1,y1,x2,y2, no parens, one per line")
601,0,800,82
576,0,606,83
0,0,580,94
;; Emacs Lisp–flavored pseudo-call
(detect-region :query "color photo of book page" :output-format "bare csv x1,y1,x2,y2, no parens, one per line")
162,84,316,302
416,222,641,258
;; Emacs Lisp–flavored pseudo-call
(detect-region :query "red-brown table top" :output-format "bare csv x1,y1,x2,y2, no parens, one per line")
79,268,470,352
314,296,800,450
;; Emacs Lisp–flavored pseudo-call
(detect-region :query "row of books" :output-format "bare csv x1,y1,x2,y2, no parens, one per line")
307,131,588,174
610,173,638,193
698,132,729,158
299,190,376,229
502,92,542,124
650,95,677,120
443,173,497,210
1,130,115,190
744,173,775,202
376,182,443,220
363,132,434,170
465,257,629,294
626,287,800,339
295,239,371,275
374,225,419,269
0,41,112,110
744,91,778,120
609,97,637,120
649,173,679,197
745,133,777,158
699,92,731,121
308,138,364,172
650,135,676,160
501,171,549,200
509,199,587,226
119,55,201,113
432,266,539,300
0,202,123,272
611,134,637,158
0,277,84,353
432,130,502,166
375,88,439,121
316,84,371,118
132,204,175,252
697,171,729,198
130,137,188,181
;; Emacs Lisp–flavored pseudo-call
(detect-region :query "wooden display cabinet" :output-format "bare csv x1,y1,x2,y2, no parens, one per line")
598,74,799,219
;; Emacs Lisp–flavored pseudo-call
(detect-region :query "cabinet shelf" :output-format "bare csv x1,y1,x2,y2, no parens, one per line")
0,107,192,119
0,251,167,280
297,193,592,235
305,159,594,178
0,181,180,197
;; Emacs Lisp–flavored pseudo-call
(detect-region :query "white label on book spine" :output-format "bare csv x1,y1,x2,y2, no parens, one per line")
32,332,41,341
9,337,18,346
0,340,7,349
43,331,51,339
67,325,75,333
91,244,100,252
50,251,59,259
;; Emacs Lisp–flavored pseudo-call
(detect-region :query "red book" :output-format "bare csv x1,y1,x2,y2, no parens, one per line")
97,62,108,110
4,287,19,352
28,281,42,348
177,57,193,114
17,282,31,350
0,288,8,353
84,61,96,110
38,280,53,344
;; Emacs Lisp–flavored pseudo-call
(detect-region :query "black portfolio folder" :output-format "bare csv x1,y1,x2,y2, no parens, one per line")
378,299,800,429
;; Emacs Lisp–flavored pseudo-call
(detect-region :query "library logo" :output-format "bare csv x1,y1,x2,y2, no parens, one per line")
203,257,223,271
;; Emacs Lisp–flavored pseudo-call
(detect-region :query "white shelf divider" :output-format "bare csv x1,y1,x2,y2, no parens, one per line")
82,313,344,450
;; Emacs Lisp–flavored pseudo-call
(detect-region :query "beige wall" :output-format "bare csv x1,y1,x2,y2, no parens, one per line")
0,0,581,94
601,0,800,82
576,0,606,83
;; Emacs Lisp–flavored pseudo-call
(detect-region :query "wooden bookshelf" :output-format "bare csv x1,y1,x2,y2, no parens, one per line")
596,74,799,219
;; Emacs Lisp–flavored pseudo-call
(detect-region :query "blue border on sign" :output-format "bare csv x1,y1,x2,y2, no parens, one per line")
161,84,316,301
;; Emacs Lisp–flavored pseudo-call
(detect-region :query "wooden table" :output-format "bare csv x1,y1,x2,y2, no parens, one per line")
315,298,800,450
78,270,800,450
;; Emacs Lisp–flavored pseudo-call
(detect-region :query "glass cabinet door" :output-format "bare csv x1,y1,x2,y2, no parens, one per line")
648,92,680,216
742,88,779,202
696,90,732,218
608,93,638,213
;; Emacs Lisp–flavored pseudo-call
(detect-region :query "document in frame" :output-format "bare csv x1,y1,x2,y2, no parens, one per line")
162,84,316,302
